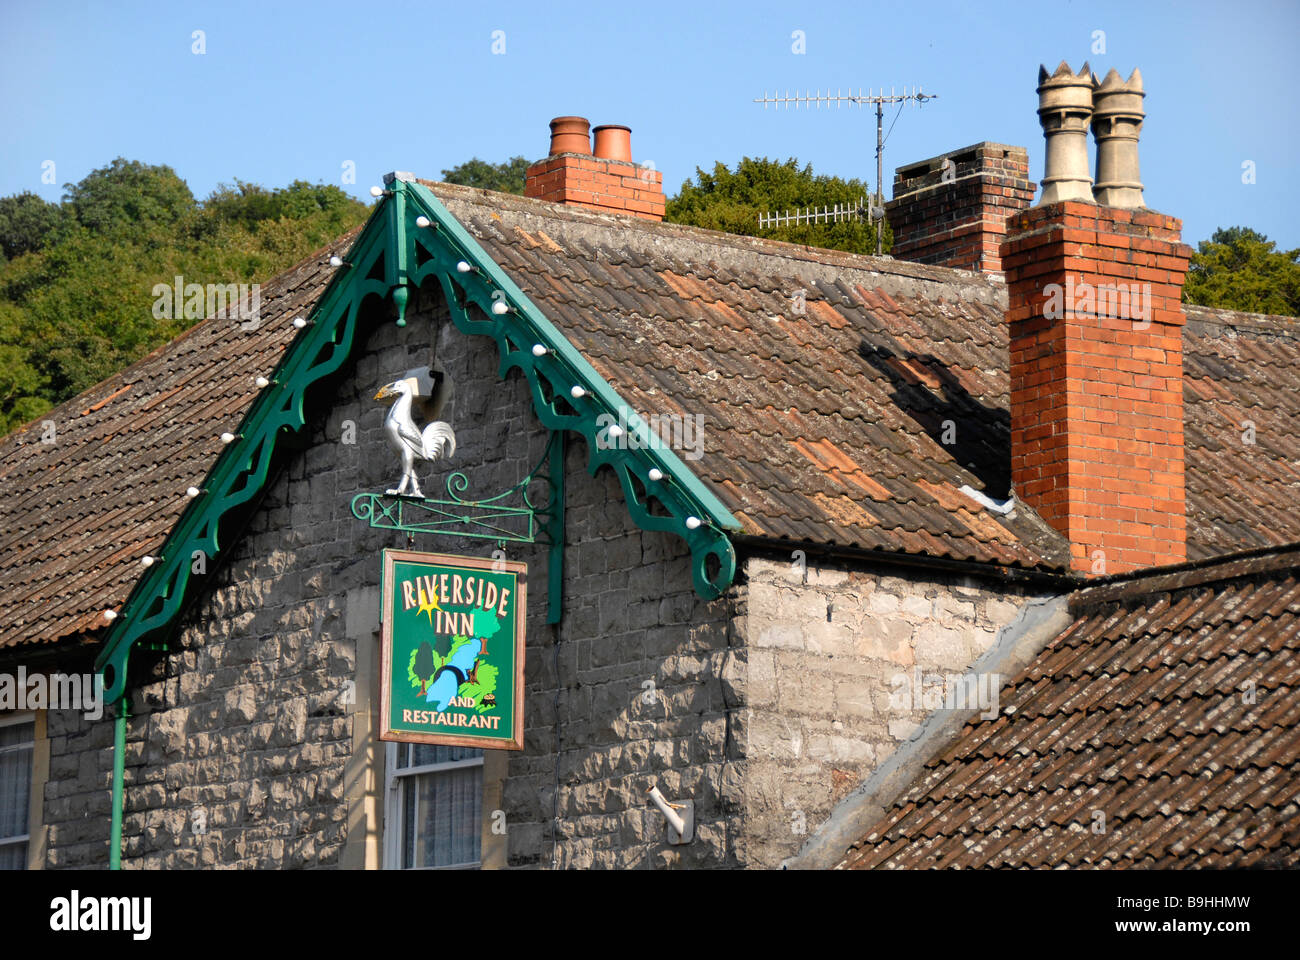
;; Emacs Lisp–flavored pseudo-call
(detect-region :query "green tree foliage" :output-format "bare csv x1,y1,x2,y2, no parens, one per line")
413,641,436,695
0,192,67,261
1183,226,1300,317
202,179,362,231
0,158,371,436
63,158,198,236
665,157,889,255
440,156,531,195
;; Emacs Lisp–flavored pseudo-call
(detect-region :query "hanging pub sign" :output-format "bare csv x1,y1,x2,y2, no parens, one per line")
379,549,526,750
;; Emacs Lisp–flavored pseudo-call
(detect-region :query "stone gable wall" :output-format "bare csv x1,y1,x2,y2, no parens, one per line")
23,281,740,868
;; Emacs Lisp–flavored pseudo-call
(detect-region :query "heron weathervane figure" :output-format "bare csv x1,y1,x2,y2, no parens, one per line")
374,370,456,499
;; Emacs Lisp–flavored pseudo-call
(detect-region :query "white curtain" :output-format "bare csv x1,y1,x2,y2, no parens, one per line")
399,744,483,868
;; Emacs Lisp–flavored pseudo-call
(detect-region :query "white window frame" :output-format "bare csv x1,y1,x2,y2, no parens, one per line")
0,712,35,867
382,741,484,870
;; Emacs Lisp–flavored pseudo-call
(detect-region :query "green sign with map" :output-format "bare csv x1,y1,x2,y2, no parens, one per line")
379,549,526,750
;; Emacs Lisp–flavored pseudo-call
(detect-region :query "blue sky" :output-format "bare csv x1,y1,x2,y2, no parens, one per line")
2,0,1296,248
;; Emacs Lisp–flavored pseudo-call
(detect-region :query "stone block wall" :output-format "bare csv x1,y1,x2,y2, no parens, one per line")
27,278,740,869
733,554,1048,868
35,707,113,868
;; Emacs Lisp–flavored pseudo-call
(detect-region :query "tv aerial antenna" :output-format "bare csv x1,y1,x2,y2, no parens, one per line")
752,86,939,255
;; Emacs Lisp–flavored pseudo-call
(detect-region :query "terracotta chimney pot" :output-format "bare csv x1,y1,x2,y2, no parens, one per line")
592,124,633,162
548,116,592,156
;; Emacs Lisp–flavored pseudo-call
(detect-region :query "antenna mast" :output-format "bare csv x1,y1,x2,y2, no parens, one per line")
753,86,938,255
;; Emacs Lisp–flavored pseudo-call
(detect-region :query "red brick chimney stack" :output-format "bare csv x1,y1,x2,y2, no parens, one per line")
1002,63,1192,575
524,116,665,221
884,143,1034,276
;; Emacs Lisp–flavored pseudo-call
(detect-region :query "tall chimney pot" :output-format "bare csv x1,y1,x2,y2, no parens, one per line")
1091,68,1146,207
1036,61,1095,204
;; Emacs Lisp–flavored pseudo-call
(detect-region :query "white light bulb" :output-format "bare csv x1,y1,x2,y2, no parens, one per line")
104,609,118,622
456,261,471,273
532,344,547,357
491,300,509,315
186,486,201,498
255,376,270,388
140,555,154,567
220,432,235,444
648,468,664,482
415,215,431,228
685,516,702,530
293,317,307,329
570,386,586,399
329,256,344,267
369,185,383,198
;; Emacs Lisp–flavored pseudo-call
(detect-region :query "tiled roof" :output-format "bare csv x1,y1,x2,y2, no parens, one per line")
841,543,1300,868
1183,305,1300,559
429,183,1300,568
0,229,360,652
1,181,1298,651
431,183,1072,571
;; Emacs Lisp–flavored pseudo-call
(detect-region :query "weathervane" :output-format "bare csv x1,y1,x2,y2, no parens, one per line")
753,86,939,255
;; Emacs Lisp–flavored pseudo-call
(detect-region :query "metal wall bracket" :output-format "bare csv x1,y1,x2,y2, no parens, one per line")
350,430,567,623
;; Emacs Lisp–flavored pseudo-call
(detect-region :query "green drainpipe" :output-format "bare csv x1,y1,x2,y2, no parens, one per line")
108,666,129,870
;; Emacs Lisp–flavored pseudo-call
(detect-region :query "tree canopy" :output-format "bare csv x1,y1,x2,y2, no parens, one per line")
440,156,531,195
63,158,197,236
1183,226,1300,317
665,157,888,256
0,158,370,435
0,192,67,261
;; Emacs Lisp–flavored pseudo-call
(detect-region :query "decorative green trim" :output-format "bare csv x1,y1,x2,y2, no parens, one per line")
401,180,739,599
95,176,738,704
94,208,392,704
